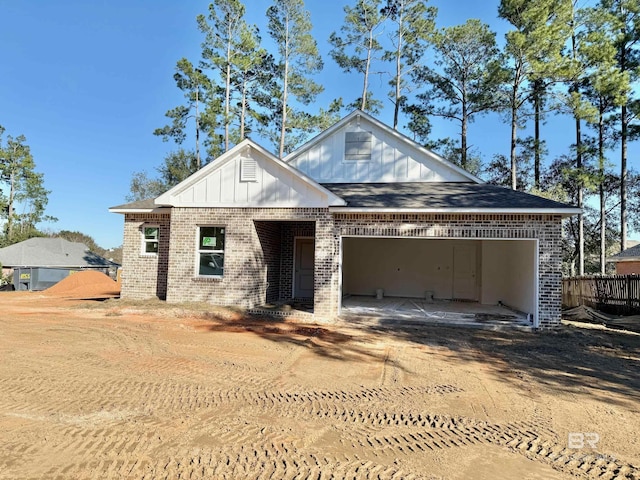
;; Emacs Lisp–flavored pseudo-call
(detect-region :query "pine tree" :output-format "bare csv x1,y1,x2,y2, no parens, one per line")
198,0,265,150
382,0,436,130
498,0,571,190
411,19,506,170
153,58,219,168
0,127,55,243
329,0,387,113
600,0,640,252
580,3,630,273
267,0,324,157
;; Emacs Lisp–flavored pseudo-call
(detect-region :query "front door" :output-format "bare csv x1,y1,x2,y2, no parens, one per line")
294,238,315,298
453,243,478,300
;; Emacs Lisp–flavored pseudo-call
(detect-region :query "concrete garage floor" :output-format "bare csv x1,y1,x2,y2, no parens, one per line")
340,295,533,330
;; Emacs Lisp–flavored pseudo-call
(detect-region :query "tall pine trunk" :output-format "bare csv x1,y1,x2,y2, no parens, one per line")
461,99,468,169
224,50,232,152
533,79,542,189
362,31,374,111
510,88,518,190
621,103,628,252
598,104,606,274
279,20,290,159
571,28,584,275
7,170,15,239
392,4,404,129
576,115,584,275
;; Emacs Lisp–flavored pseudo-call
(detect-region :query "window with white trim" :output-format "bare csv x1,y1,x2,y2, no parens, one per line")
344,131,372,160
142,226,159,254
197,226,225,277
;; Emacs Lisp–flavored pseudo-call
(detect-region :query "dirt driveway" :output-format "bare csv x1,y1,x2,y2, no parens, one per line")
0,292,638,479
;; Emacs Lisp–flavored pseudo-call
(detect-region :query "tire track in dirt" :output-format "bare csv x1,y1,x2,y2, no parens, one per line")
136,446,425,480
502,437,639,480
226,388,637,479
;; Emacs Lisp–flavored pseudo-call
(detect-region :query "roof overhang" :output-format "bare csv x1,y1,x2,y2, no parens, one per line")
606,256,640,263
108,206,170,214
329,207,582,217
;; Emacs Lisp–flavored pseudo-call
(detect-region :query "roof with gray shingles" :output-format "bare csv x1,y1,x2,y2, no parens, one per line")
608,243,640,261
0,238,119,268
109,198,161,211
321,182,578,210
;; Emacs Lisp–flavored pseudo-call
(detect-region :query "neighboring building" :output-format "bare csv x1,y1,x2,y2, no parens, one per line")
110,111,580,328
0,237,119,290
607,242,640,275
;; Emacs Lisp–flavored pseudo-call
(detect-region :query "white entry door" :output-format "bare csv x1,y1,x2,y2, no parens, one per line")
453,244,477,300
294,238,315,298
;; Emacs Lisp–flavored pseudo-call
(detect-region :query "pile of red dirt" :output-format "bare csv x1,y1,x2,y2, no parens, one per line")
45,270,120,299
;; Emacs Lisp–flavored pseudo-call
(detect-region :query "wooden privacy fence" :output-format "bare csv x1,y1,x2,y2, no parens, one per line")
563,275,640,316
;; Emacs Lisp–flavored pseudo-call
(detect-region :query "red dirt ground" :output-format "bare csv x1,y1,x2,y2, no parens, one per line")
44,270,120,298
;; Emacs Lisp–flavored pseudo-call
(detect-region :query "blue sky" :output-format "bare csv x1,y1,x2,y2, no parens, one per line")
1,0,636,248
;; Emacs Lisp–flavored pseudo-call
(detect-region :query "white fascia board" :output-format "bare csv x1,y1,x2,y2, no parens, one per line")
108,207,168,214
606,256,640,263
284,109,483,184
329,207,583,217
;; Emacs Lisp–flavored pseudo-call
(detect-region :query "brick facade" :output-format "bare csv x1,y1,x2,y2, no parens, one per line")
615,261,640,275
160,208,336,316
120,209,564,328
121,213,170,300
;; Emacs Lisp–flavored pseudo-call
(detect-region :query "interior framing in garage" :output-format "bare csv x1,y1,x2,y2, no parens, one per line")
338,235,539,328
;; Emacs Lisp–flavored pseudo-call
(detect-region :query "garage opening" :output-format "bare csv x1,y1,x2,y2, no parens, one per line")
340,237,538,327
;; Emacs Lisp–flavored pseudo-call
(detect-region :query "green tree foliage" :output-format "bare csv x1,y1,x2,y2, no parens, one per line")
231,25,273,141
498,0,571,191
540,154,619,275
329,0,387,113
127,149,199,202
198,0,269,150
266,0,325,157
382,0,436,129
598,0,640,252
154,58,221,167
580,4,631,272
411,19,506,170
427,137,483,176
0,126,55,245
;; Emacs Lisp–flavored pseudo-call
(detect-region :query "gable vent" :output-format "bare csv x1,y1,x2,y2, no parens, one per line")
240,157,258,182
345,131,372,161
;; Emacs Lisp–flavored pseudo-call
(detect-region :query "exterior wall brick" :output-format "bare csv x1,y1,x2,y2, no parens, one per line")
164,208,335,315
616,261,640,275
120,209,564,329
280,221,316,300
121,213,170,300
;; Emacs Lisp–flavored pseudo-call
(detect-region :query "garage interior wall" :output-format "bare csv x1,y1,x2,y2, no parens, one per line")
480,240,536,315
342,237,536,316
342,238,479,300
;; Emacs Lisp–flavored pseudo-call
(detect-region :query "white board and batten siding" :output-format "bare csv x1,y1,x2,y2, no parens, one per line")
287,117,472,184
156,143,337,208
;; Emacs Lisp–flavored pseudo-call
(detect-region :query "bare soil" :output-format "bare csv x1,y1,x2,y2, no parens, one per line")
0,292,638,479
